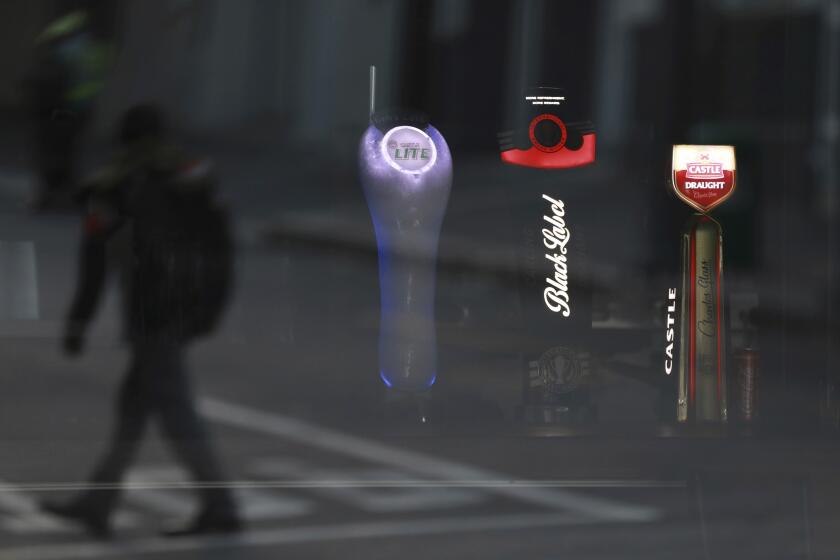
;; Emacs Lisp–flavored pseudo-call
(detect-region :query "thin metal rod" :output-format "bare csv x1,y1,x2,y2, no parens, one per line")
369,65,376,119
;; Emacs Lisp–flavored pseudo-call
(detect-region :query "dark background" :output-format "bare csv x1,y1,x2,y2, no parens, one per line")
0,1,838,558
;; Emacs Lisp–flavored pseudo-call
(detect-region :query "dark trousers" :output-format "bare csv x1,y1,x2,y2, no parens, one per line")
84,336,235,517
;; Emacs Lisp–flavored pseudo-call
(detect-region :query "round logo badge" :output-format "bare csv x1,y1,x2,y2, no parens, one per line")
381,126,437,174
528,114,567,153
536,346,583,395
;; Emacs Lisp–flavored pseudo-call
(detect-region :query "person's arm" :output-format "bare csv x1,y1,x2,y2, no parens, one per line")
63,195,122,355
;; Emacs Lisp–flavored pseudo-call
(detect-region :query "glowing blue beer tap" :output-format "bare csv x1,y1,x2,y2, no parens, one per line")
359,67,452,393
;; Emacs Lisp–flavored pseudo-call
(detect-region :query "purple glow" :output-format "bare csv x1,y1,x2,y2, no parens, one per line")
360,124,452,393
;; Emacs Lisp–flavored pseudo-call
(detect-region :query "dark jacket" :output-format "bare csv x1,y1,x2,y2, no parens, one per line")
67,142,225,343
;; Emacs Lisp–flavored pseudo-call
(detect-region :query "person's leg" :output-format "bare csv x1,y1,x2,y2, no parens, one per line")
147,339,238,523
42,354,150,535
86,358,151,505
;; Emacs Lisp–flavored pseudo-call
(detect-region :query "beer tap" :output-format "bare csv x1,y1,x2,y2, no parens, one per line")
359,66,453,420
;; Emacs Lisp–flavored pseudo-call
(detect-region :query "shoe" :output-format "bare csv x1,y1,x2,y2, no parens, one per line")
41,499,112,539
162,510,243,538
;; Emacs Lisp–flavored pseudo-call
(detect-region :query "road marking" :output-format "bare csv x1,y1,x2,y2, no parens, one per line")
0,241,39,320
0,511,595,560
126,467,313,522
251,459,484,513
125,469,193,517
0,480,138,535
0,397,668,555
200,397,660,522
236,487,313,521
0,480,72,534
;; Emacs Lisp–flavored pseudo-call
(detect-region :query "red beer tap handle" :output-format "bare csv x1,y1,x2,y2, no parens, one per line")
501,133,596,169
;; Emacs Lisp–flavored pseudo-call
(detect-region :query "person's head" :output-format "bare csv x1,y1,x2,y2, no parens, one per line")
119,104,166,147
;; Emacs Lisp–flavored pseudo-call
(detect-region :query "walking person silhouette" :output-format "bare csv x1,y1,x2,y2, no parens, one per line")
42,104,241,538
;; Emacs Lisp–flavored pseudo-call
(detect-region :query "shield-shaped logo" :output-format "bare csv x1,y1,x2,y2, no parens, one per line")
671,145,736,213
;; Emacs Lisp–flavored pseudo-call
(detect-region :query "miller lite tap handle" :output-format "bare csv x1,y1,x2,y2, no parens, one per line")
360,65,452,395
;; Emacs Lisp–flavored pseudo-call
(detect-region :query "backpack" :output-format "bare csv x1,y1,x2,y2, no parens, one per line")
127,162,233,340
